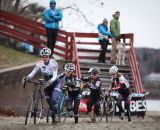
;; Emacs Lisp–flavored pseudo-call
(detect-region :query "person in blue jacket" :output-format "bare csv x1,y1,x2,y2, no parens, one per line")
98,18,112,63
44,0,63,57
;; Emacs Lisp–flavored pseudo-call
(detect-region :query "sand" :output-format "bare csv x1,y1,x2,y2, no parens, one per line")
0,111,160,130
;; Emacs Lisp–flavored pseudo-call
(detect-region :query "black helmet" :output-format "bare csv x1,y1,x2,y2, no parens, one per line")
88,67,100,75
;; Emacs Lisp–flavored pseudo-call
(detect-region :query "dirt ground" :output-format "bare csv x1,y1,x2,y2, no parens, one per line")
0,111,160,130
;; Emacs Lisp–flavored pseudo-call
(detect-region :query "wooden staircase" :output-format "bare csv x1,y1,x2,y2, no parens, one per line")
80,62,133,87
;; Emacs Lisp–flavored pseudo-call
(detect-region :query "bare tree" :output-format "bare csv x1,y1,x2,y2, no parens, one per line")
0,0,44,18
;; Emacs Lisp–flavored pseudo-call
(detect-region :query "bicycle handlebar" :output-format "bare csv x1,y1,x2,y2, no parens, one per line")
27,79,45,84
23,79,45,89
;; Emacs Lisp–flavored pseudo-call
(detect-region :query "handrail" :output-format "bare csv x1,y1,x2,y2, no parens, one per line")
71,33,81,78
0,10,144,93
129,34,143,93
0,9,69,60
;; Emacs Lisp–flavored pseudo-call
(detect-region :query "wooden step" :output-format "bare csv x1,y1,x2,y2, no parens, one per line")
80,62,130,68
81,74,133,81
80,68,131,74
80,69,132,74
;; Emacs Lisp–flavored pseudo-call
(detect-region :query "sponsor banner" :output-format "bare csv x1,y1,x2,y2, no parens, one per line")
79,98,147,113
115,100,147,112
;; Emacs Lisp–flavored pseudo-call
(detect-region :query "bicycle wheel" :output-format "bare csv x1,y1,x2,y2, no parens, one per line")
95,100,105,122
34,96,43,124
25,96,33,125
59,100,68,123
106,97,115,122
46,108,50,123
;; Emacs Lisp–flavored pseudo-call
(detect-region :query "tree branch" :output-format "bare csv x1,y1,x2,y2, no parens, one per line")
60,6,96,27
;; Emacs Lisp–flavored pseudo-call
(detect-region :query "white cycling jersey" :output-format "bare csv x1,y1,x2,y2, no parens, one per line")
111,75,130,88
27,59,58,83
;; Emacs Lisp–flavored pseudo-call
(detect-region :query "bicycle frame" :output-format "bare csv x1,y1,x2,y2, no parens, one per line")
46,86,69,123
24,79,44,125
100,88,115,122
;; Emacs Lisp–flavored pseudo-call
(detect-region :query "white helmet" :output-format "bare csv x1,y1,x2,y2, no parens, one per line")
40,47,51,56
109,65,118,74
64,63,76,72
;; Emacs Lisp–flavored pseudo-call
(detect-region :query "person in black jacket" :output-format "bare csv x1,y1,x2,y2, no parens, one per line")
58,63,81,124
81,67,102,122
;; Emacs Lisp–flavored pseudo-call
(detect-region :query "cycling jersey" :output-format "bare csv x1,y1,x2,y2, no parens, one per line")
27,59,58,83
81,76,102,98
111,74,130,98
58,73,80,91
58,72,81,123
81,76,102,113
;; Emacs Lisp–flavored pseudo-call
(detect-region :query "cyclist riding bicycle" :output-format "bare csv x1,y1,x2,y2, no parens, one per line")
22,47,61,123
81,67,102,123
58,63,81,124
109,65,132,122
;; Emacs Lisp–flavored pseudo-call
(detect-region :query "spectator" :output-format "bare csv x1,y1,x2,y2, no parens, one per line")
109,65,132,122
44,0,63,58
98,18,112,63
110,11,121,64
58,63,81,124
81,67,102,122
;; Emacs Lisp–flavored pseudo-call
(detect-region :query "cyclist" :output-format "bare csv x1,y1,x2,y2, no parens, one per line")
81,67,102,123
22,47,61,123
58,63,81,124
109,65,132,122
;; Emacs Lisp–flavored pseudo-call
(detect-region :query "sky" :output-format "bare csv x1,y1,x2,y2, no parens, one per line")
28,0,160,49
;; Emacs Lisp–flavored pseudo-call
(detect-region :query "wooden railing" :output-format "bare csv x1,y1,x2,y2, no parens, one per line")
128,34,143,93
0,10,143,93
0,10,70,60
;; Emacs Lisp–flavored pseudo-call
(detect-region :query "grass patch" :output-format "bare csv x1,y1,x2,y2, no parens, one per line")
0,44,41,69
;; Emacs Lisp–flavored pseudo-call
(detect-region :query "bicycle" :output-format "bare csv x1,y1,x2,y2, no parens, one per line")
23,79,45,125
98,88,115,122
46,85,70,123
79,80,107,121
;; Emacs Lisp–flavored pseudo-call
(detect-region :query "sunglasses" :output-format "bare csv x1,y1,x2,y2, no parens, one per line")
111,73,116,76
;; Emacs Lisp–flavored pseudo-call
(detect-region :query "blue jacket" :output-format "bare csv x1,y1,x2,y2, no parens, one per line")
98,24,112,41
44,8,63,29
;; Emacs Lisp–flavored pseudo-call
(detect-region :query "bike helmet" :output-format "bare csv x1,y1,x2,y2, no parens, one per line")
89,67,100,75
40,47,51,56
64,63,76,72
109,65,118,74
